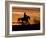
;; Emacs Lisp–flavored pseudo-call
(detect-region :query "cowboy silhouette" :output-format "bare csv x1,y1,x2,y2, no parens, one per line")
18,12,30,25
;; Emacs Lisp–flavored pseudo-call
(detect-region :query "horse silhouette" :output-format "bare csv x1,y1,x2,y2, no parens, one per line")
18,13,30,25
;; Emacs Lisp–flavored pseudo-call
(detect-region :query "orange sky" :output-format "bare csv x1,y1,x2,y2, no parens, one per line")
12,7,40,25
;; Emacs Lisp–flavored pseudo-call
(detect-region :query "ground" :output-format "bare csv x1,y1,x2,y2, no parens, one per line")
12,23,40,31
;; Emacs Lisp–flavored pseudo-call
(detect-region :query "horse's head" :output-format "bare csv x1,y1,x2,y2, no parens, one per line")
27,16,30,19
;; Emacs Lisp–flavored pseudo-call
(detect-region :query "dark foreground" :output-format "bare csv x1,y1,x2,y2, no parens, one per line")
12,24,40,31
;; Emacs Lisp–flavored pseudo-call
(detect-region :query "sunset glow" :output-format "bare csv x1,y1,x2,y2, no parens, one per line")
12,7,40,25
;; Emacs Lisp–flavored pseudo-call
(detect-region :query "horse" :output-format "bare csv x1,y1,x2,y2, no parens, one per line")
18,15,30,25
